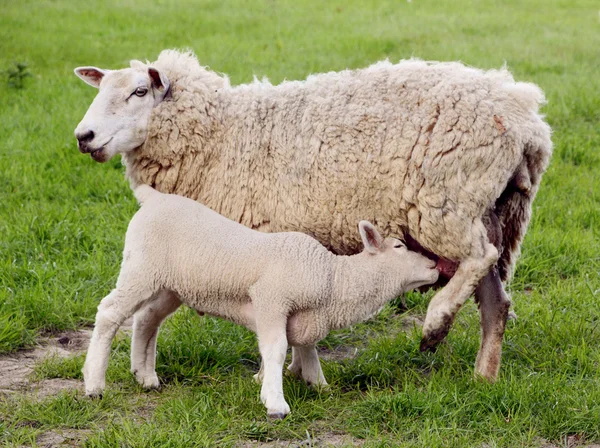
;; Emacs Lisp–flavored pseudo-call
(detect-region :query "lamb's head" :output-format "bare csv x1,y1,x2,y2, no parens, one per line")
358,221,439,292
73,60,170,162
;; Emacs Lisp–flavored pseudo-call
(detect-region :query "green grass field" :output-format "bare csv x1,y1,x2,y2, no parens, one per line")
1,0,599,446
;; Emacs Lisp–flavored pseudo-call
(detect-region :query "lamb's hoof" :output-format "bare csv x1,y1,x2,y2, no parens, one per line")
268,412,288,420
142,376,161,390
309,382,330,392
508,310,518,321
286,364,302,379
85,390,103,399
253,373,263,384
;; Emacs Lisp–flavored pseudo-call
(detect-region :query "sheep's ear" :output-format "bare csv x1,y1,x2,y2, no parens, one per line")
359,221,383,254
148,67,170,103
74,67,107,88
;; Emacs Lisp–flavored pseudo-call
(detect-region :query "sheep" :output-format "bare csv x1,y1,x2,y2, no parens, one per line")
83,185,439,419
74,50,552,381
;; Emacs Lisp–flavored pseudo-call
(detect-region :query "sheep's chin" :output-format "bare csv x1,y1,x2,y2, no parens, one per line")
90,147,110,163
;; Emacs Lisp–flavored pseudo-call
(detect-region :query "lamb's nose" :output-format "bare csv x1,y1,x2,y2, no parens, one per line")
76,130,95,152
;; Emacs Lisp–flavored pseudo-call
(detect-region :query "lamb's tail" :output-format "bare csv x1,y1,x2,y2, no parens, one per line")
133,184,160,205
496,137,552,282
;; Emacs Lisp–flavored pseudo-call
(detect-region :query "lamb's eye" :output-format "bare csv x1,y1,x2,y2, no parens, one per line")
134,87,148,97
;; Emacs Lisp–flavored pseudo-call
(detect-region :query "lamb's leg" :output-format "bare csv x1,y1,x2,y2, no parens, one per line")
255,313,290,419
289,345,328,388
420,222,499,359
130,289,181,389
287,347,302,378
84,287,153,396
474,266,511,380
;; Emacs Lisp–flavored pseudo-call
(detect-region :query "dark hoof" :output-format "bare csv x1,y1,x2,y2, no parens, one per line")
86,393,103,400
420,328,450,352
419,337,438,353
268,412,288,420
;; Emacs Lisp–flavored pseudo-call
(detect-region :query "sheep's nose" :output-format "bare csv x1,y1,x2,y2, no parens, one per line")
76,130,95,152
76,130,94,143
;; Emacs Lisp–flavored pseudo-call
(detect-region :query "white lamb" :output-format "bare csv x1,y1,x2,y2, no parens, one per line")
74,50,552,380
83,186,439,418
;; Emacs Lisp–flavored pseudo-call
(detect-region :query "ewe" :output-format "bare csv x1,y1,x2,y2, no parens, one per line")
75,50,552,380
83,186,439,418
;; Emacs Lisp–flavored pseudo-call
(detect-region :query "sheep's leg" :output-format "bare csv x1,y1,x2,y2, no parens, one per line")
84,287,153,396
474,266,511,381
289,345,328,388
255,313,290,419
420,223,498,357
130,289,181,389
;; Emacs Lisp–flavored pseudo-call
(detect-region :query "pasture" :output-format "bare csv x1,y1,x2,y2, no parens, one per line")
1,0,599,446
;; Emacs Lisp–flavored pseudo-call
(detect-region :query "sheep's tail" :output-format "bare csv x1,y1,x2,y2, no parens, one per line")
133,184,159,205
496,138,552,282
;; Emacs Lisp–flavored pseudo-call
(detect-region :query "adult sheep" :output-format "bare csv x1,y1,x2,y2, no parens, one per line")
74,50,552,381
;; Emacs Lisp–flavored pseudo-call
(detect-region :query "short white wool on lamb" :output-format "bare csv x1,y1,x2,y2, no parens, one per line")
82,186,439,418
74,50,552,380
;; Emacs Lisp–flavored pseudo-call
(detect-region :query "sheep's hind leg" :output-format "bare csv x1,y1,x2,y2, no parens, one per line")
84,287,154,397
130,289,181,389
474,266,511,381
420,222,498,358
289,345,328,388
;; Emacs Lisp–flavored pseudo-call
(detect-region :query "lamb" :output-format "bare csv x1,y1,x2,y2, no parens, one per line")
74,50,552,381
83,185,439,418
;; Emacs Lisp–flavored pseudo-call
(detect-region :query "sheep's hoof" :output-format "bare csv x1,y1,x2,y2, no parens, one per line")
419,328,450,352
267,412,288,420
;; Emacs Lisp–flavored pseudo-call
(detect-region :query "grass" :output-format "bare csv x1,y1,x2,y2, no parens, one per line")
0,0,599,446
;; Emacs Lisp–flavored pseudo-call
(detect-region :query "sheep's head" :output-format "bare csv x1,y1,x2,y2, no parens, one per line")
358,221,439,292
74,60,170,162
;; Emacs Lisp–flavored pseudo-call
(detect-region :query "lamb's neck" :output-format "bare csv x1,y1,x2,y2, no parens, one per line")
328,255,403,330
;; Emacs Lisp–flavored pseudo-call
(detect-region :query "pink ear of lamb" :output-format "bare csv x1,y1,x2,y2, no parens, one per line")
359,220,383,254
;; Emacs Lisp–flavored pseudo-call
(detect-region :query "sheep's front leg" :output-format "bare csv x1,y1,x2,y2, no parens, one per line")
474,267,511,380
84,288,152,396
289,345,328,388
130,289,181,389
255,314,290,419
420,224,499,364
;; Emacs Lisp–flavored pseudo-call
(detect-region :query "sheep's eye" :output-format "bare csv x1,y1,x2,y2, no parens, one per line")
393,241,405,248
134,87,148,97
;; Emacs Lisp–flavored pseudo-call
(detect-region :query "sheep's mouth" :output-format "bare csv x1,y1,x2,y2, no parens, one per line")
89,138,113,162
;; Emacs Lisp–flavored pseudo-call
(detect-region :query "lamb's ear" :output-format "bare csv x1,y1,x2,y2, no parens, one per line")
74,67,108,88
148,67,170,103
359,221,384,254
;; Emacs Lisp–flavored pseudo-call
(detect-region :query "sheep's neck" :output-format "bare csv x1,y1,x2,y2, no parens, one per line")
328,255,404,330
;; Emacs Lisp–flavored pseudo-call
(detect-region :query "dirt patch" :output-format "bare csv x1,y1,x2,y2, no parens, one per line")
238,432,363,447
32,429,92,448
0,318,132,399
318,344,359,362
